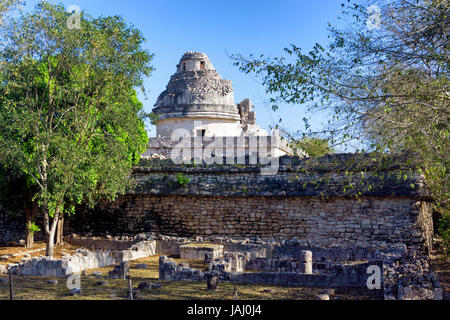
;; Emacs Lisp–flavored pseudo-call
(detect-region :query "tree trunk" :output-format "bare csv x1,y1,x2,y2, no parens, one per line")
25,201,40,249
25,227,34,249
25,207,34,249
46,223,57,257
46,235,55,257
23,192,39,248
45,210,59,258
55,215,64,246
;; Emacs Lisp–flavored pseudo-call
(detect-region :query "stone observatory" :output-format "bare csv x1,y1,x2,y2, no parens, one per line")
144,51,295,159
152,51,268,138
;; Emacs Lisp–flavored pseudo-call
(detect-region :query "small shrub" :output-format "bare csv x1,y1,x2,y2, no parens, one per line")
27,221,41,235
176,173,191,187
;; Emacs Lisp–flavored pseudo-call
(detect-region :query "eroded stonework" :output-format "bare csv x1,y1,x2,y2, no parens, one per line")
149,51,292,157
66,154,434,254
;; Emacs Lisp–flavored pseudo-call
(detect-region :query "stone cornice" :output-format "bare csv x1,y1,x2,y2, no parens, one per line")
129,154,430,198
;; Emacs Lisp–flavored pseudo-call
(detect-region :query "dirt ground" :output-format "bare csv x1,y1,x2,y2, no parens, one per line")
0,242,83,266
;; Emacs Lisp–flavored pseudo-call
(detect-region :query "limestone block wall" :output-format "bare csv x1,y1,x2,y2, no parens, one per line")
0,154,434,254
66,154,433,253
0,209,25,244
180,244,224,260
10,249,116,277
68,195,431,252
9,241,157,277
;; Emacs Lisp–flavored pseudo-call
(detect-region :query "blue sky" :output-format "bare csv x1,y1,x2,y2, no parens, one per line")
23,0,345,143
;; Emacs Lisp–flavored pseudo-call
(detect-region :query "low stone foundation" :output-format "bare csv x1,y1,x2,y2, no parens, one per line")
151,234,442,300
180,244,224,260
64,236,137,251
158,255,381,288
8,240,157,277
9,249,115,277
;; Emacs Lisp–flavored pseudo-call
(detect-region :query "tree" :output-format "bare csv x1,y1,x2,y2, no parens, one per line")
0,2,153,257
232,0,449,247
293,138,335,157
0,0,22,24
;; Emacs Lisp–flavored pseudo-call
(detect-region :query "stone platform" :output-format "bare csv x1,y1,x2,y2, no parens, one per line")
180,243,224,261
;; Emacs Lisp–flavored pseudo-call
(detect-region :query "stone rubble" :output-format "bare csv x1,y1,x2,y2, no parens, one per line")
383,250,442,300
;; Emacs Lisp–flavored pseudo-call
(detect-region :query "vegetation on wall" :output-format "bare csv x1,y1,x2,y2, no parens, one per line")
176,173,191,187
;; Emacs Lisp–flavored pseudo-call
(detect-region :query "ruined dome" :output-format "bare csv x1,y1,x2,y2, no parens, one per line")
152,52,240,122
177,51,215,71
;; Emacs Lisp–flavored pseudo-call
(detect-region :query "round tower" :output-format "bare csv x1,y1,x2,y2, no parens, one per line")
152,51,244,138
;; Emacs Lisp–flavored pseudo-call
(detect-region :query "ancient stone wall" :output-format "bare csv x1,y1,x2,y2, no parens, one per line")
65,155,433,253
8,240,157,277
0,209,25,244
0,154,434,254
142,136,294,160
67,194,431,252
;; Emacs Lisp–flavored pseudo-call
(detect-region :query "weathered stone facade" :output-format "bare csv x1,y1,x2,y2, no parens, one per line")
65,154,433,254
153,51,268,138
150,51,293,158
142,135,294,161
68,195,432,251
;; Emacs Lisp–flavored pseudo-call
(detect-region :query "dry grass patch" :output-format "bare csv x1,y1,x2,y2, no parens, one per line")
0,253,386,300
0,274,324,300
135,281,321,300
0,242,84,268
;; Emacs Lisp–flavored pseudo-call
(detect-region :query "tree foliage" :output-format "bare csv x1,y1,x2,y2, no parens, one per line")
232,0,449,248
293,138,335,157
0,2,153,256
0,0,22,25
